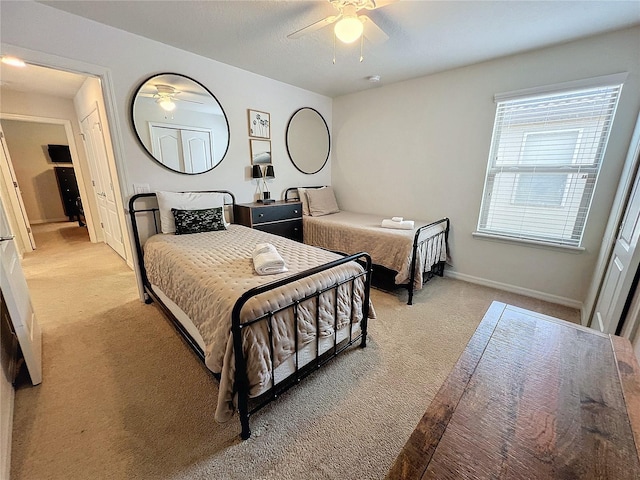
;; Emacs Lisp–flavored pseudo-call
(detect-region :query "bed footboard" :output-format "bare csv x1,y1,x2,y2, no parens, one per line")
407,218,449,305
231,252,372,439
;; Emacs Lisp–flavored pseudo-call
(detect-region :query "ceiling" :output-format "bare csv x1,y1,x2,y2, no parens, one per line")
10,1,640,98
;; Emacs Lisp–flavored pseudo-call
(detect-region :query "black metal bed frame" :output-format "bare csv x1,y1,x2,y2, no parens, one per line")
128,191,372,439
284,187,449,305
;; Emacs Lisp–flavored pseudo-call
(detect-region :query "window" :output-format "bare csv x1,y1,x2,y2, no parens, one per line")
476,77,624,248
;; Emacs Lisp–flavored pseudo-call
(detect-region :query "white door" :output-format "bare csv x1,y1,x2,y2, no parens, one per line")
150,126,181,171
0,128,35,252
0,195,41,385
593,167,640,334
182,129,213,173
81,108,125,259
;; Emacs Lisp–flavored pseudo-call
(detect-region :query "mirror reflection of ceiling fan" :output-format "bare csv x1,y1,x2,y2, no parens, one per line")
288,0,398,46
139,84,204,112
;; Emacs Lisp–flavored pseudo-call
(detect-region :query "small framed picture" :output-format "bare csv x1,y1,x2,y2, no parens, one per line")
248,109,270,139
250,139,271,164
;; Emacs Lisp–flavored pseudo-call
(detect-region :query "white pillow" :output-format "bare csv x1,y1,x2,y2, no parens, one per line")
156,191,227,234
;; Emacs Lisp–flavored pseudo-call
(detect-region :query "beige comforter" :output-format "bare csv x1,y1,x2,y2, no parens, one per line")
144,225,373,422
303,211,447,289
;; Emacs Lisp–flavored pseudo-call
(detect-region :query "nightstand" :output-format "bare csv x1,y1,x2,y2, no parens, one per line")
234,201,303,241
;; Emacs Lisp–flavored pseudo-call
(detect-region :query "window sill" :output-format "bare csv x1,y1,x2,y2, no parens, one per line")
472,232,585,253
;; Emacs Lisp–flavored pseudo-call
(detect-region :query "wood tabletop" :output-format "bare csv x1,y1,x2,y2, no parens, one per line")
387,301,640,479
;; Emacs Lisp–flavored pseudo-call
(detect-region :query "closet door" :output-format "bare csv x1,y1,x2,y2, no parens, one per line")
593,165,640,334
81,108,125,259
150,125,182,171
181,129,213,173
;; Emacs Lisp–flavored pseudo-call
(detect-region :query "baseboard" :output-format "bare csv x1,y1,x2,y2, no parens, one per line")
30,217,71,225
444,271,583,310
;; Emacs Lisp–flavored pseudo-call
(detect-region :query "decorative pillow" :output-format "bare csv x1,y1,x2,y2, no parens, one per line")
306,186,339,216
298,186,325,215
156,191,227,234
172,207,227,235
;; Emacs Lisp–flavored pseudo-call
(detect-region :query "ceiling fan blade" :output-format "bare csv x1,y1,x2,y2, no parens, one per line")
361,16,389,45
288,15,339,39
362,0,398,10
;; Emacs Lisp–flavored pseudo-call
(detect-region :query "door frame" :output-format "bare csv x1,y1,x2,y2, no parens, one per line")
0,44,133,268
583,112,640,327
0,114,98,243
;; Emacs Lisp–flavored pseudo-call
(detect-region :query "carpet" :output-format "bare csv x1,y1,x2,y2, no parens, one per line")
10,222,579,479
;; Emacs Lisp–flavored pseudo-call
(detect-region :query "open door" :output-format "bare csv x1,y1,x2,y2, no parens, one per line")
0,194,41,385
0,128,35,253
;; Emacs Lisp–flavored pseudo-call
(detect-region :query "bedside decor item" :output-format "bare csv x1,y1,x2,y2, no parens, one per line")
248,109,270,139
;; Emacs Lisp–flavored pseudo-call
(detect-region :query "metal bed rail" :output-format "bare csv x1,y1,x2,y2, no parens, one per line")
231,251,372,439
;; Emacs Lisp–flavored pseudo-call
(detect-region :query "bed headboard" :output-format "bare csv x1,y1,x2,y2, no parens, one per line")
128,190,236,247
284,186,326,202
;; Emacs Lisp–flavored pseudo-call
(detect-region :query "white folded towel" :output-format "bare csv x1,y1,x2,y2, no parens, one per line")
253,243,288,275
381,219,414,230
391,216,403,222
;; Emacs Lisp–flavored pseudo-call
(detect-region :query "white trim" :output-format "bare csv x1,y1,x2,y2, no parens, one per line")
444,270,583,310
472,231,585,252
494,72,628,102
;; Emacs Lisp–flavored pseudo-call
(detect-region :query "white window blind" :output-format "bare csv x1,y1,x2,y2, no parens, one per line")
477,80,623,248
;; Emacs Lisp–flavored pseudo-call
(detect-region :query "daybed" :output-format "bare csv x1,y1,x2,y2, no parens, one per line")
285,187,449,305
129,191,373,439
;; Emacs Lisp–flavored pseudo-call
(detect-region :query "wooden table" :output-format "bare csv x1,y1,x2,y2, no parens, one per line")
387,301,640,479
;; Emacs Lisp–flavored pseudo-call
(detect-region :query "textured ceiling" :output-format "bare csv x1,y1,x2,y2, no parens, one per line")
24,1,640,98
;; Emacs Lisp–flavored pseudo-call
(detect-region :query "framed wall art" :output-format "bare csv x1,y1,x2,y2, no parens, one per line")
248,109,270,139
250,139,271,164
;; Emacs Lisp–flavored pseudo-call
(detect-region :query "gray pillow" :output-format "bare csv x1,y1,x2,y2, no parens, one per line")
306,186,339,216
171,207,227,235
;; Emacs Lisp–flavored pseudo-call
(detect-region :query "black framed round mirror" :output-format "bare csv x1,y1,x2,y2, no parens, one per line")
286,107,330,175
131,73,230,174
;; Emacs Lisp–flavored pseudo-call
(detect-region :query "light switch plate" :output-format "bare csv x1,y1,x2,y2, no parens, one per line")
133,183,151,194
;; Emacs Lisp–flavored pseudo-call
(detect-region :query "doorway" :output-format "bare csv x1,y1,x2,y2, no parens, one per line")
0,60,130,263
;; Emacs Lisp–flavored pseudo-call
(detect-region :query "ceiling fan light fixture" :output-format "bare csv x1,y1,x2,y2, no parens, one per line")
158,97,176,112
1,56,26,68
334,6,363,44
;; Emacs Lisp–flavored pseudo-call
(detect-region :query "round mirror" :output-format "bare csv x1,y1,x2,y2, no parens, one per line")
131,73,230,174
286,108,330,175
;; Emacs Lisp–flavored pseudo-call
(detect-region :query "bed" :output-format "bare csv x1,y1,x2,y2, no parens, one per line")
129,191,373,439
285,187,449,305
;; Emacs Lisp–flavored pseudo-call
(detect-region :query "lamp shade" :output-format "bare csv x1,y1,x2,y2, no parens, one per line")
265,165,275,178
252,164,263,178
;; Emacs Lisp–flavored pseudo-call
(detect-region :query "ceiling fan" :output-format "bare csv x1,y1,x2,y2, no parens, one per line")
288,0,398,46
139,84,203,112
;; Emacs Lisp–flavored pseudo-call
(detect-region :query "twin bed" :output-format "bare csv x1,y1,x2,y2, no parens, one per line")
129,188,448,439
285,187,449,305
129,191,373,439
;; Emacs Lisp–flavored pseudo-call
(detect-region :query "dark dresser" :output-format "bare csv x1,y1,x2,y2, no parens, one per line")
234,201,303,241
54,166,80,221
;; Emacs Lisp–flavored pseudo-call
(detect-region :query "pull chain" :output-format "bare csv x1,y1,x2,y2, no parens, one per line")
333,32,336,64
360,33,364,62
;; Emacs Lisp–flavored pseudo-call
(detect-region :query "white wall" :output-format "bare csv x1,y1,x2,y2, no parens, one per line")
0,1,332,209
333,27,640,307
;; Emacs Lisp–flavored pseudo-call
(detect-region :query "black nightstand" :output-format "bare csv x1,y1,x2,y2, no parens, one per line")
234,201,303,241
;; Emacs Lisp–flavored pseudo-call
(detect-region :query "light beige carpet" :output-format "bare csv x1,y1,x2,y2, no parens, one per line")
11,222,579,480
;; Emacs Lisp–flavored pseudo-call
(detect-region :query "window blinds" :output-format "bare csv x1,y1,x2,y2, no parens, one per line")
477,81,623,247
